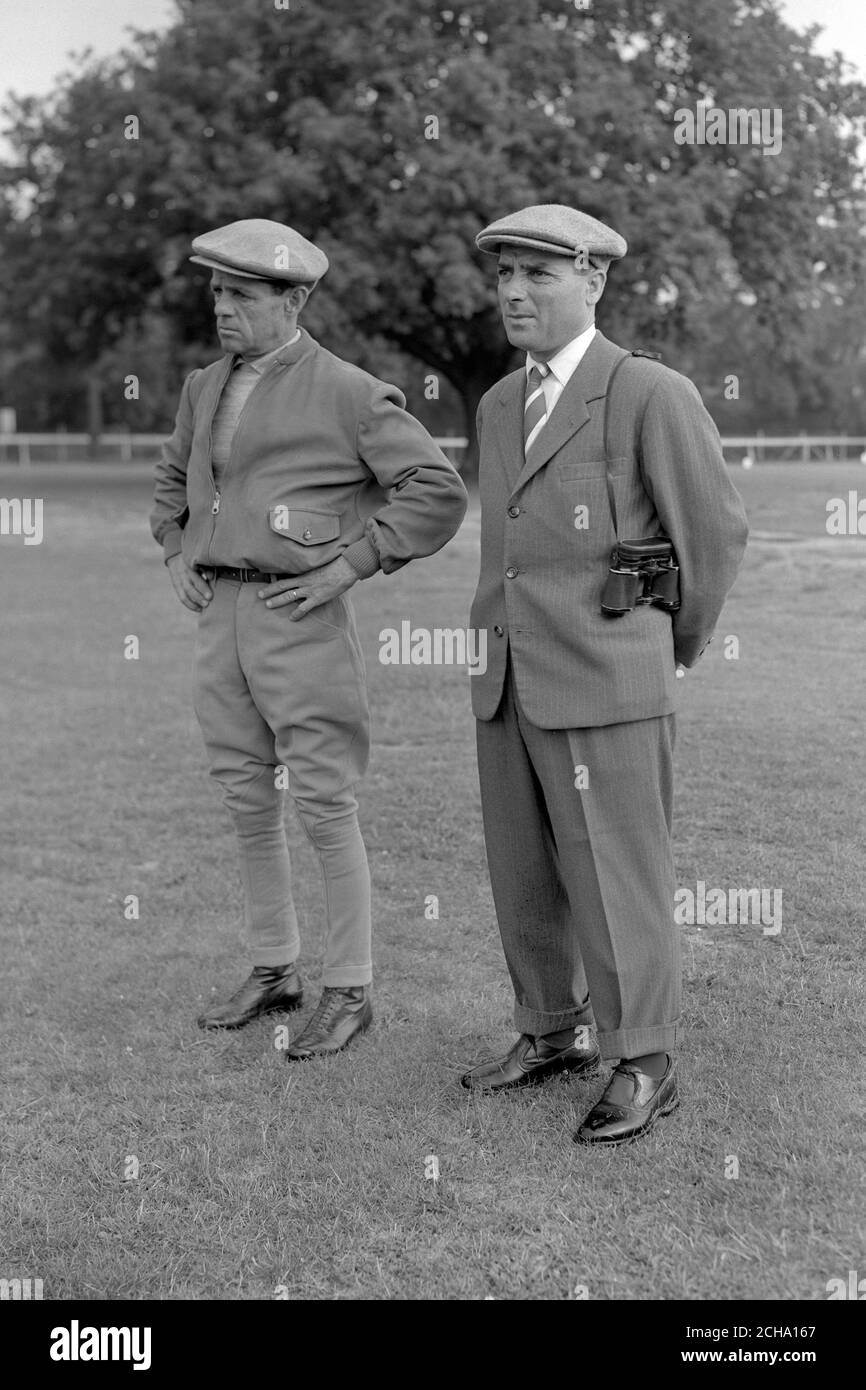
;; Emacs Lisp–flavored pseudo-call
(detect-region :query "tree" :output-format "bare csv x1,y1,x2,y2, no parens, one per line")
1,0,865,463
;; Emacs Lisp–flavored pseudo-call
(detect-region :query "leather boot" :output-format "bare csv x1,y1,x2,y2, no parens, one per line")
574,1057,679,1145
286,985,372,1060
197,963,303,1030
461,1031,601,1092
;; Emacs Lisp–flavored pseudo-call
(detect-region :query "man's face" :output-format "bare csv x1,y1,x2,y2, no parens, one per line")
496,249,605,360
210,270,305,357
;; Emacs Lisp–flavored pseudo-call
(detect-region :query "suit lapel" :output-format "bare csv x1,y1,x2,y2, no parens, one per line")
515,395,590,489
491,370,526,488
512,332,624,492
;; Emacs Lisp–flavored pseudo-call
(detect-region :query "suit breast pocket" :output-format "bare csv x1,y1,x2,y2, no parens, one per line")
557,458,630,480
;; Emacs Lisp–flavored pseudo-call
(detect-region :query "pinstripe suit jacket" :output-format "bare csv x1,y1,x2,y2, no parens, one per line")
470,330,749,728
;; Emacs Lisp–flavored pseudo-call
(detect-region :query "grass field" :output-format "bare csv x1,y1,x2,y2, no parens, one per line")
1,460,864,1302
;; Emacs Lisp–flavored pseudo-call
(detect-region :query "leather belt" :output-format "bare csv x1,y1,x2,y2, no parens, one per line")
206,566,298,584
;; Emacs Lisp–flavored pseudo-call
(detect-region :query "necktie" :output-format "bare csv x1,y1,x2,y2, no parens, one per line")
524,363,549,456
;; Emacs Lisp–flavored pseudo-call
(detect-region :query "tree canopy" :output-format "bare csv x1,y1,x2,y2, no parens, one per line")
1,0,865,457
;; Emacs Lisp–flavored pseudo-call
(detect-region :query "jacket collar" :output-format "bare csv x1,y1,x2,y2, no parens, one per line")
495,331,625,491
268,326,318,368
211,326,318,382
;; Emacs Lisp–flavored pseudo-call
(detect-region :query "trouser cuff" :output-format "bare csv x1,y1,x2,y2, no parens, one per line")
513,1002,596,1037
322,967,373,988
251,946,300,969
598,1020,682,1061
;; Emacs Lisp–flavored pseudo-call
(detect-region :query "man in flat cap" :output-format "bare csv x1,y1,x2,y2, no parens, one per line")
461,203,748,1143
151,218,467,1059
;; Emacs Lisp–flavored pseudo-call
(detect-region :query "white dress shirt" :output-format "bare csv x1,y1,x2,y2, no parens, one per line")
525,322,598,419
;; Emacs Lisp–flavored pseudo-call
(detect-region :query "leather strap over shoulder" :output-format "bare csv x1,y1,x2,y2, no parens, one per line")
603,349,662,538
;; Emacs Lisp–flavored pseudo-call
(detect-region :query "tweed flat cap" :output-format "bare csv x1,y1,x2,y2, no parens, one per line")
190,218,329,284
476,204,627,260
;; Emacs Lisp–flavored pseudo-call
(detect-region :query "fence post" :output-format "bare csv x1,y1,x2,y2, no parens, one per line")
87,374,103,460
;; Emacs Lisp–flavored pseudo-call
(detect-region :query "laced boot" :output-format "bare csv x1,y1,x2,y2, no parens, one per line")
285,985,372,1060
197,963,303,1030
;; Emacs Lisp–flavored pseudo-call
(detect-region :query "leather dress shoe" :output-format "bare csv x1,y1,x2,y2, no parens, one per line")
461,1031,601,1093
574,1056,679,1145
286,985,372,1060
196,963,303,1030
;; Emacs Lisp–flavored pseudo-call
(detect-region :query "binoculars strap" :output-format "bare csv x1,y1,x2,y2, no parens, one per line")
602,351,633,540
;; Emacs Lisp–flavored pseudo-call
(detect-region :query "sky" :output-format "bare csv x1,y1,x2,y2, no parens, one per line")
0,0,178,107
780,0,866,72
0,0,863,110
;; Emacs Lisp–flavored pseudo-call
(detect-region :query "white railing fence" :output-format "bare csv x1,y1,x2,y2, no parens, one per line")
1,433,865,466
719,436,866,464
0,433,471,466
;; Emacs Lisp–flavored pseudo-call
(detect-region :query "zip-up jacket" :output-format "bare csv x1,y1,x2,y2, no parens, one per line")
150,328,468,577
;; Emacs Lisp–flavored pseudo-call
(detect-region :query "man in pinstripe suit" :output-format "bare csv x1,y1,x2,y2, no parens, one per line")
460,205,748,1144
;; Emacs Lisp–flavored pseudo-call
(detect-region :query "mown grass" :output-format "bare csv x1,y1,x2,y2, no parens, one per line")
1,460,863,1300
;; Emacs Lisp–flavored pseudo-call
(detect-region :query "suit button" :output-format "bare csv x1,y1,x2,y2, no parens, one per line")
493,624,504,636
507,505,520,518
505,567,518,579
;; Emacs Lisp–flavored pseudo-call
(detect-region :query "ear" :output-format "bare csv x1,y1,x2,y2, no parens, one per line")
285,284,311,315
585,268,607,306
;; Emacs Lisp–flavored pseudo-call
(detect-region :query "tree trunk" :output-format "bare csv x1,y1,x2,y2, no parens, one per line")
87,372,103,448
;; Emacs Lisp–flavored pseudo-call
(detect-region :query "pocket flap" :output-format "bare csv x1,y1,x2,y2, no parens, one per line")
558,458,629,480
268,507,341,543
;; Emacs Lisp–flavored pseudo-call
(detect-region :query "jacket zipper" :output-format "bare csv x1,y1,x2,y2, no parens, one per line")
204,356,233,565
204,356,287,563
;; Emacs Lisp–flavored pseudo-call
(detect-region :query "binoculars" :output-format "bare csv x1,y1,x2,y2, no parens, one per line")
601,537,681,617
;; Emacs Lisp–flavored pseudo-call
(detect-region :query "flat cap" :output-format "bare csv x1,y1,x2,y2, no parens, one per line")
476,203,627,261
190,218,329,284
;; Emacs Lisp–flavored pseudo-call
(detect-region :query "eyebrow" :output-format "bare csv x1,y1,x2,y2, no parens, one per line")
497,257,561,273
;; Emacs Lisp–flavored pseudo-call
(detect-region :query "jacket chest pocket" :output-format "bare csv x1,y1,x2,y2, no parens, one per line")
268,506,341,543
556,458,630,481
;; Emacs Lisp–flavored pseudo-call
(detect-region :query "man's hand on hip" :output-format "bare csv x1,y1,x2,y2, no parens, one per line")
167,553,213,612
258,556,358,619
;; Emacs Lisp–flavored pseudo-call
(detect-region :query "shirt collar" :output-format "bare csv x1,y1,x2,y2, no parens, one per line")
526,323,597,384
237,329,302,373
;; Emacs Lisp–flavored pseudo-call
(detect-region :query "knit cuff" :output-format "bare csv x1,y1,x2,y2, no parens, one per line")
342,536,381,580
